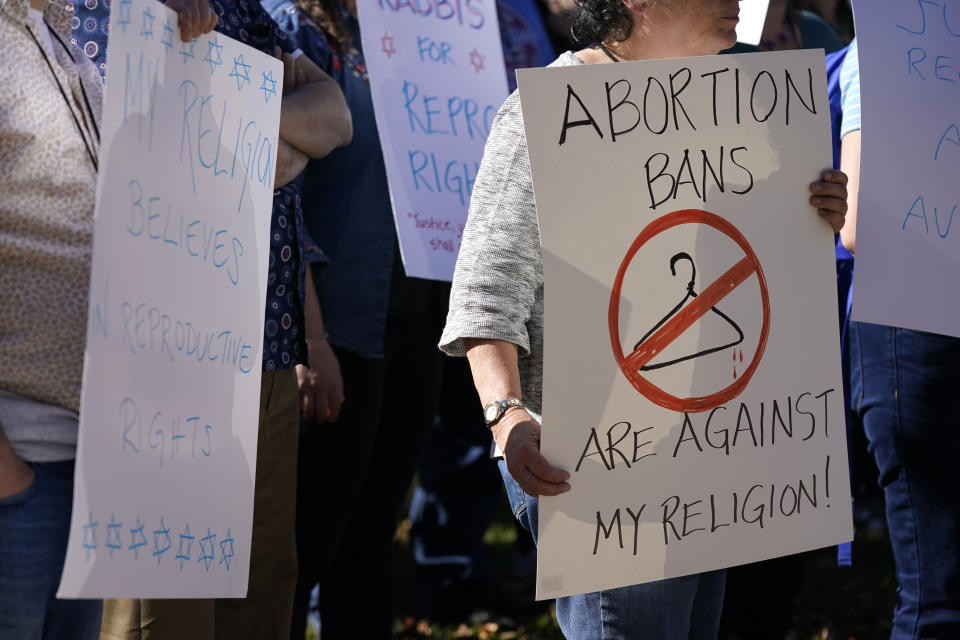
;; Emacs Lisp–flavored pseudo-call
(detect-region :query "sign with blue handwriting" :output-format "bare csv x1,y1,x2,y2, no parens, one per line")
518,50,852,600
849,1,960,338
357,0,509,281
57,0,281,598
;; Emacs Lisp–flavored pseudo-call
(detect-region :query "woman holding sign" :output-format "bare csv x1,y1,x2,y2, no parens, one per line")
440,0,849,637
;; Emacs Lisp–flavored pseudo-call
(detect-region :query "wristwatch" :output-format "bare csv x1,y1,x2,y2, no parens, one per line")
482,397,524,426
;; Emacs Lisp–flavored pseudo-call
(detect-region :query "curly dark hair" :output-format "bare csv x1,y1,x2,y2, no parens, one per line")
296,0,353,48
570,0,634,46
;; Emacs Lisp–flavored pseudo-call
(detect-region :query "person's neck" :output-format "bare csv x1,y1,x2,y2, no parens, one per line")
341,0,356,16
599,29,701,62
29,0,47,11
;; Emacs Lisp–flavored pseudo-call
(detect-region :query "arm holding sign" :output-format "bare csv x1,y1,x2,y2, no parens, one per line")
165,0,218,41
464,339,570,496
837,40,861,253
810,169,848,234
277,53,352,160
838,133,860,252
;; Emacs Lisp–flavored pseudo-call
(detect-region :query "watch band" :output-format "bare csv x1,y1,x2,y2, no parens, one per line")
483,397,524,427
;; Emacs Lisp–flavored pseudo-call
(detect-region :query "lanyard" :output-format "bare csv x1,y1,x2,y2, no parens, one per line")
23,17,99,172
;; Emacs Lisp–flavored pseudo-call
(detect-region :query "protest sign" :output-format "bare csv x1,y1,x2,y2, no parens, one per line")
517,49,853,600
58,0,281,598
849,1,960,338
737,0,771,46
357,0,509,281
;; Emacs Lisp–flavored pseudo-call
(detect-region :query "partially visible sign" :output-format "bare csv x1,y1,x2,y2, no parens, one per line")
517,50,853,600
357,0,510,281
58,0,281,598
849,1,960,338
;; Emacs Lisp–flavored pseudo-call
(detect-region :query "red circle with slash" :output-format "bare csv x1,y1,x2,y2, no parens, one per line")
608,209,771,413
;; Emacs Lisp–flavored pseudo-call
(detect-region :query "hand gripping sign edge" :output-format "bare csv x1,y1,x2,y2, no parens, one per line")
608,209,771,413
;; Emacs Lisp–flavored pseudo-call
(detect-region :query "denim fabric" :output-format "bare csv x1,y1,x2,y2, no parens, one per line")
849,321,960,639
0,460,102,640
498,460,725,640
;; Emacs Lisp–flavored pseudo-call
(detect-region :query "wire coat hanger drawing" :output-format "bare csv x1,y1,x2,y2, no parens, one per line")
633,252,744,371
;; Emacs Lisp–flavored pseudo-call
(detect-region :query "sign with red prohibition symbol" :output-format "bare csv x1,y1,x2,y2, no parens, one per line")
609,209,771,413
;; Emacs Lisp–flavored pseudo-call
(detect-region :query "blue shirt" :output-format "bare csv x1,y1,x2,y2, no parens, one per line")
839,40,860,138
264,1,398,358
70,0,110,74
497,0,556,92
74,0,321,371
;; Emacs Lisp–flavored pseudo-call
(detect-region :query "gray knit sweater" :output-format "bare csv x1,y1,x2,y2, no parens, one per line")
439,52,584,416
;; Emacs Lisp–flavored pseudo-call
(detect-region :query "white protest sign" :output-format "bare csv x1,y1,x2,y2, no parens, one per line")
357,0,509,281
58,0,281,598
849,1,960,337
517,50,853,600
737,0,771,46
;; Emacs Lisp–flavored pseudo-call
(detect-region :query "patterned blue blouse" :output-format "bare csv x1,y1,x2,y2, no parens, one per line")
73,0,324,371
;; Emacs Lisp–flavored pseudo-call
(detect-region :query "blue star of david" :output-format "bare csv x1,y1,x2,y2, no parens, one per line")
129,516,148,558
161,22,175,51
152,516,171,565
105,514,123,556
260,70,277,103
219,528,235,571
180,39,196,64
140,6,154,40
117,0,132,32
229,55,252,91
176,523,195,569
198,527,217,571
82,513,98,560
203,37,224,76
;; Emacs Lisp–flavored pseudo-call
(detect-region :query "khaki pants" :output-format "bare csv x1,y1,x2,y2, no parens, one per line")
100,369,300,640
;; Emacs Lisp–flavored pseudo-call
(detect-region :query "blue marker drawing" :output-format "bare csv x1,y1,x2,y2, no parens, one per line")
219,528,235,571
162,21,175,51
106,514,123,557
117,0,132,32
82,513,98,561
152,516,172,565
129,516,148,558
204,37,224,76
176,523,195,569
180,39,197,64
140,6,155,40
198,527,217,571
229,55,252,91
260,70,278,103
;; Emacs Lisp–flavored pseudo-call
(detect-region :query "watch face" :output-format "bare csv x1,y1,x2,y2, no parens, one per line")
484,404,500,423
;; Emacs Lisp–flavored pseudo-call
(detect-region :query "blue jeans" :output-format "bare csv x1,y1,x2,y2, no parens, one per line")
0,460,102,640
498,460,725,640
850,322,960,639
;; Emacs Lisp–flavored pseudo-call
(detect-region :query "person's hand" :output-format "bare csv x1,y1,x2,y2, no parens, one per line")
296,337,344,423
809,169,848,234
493,408,571,497
277,46,308,96
166,0,218,42
0,454,34,500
